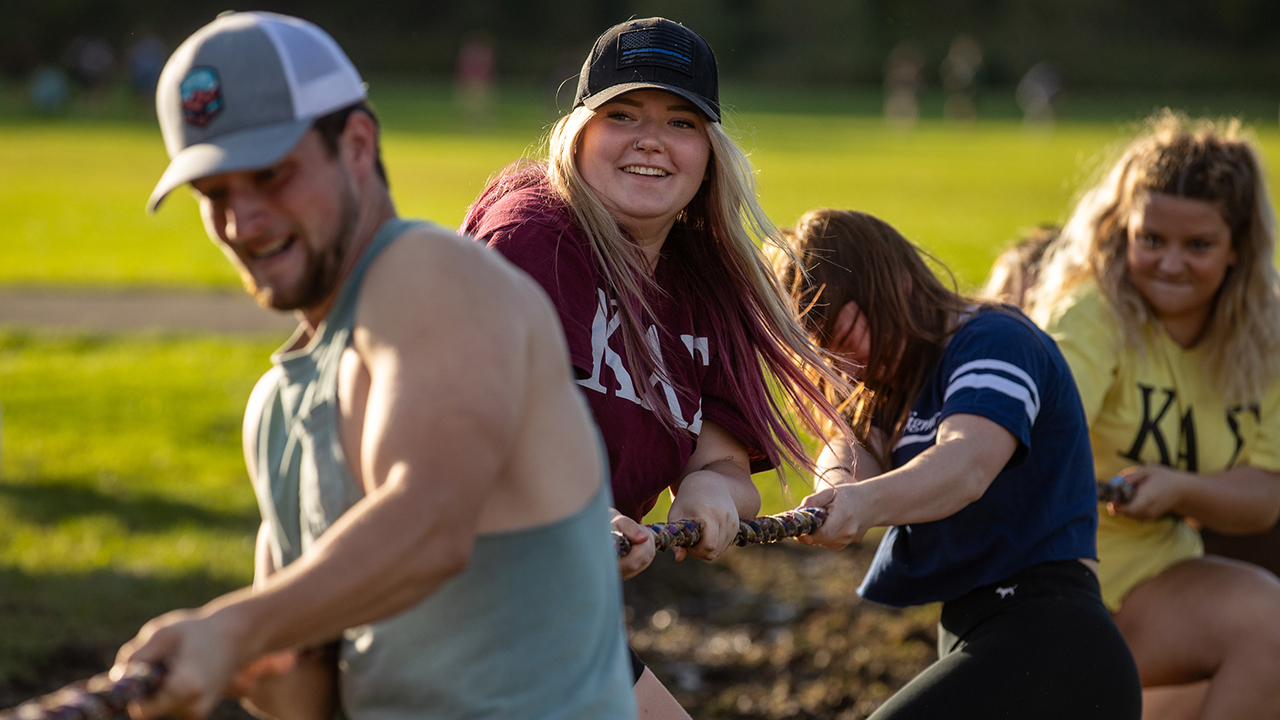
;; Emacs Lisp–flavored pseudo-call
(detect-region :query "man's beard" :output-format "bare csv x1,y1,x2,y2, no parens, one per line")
241,184,360,312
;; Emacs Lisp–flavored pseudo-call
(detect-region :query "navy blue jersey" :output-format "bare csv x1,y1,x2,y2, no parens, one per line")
858,308,1098,607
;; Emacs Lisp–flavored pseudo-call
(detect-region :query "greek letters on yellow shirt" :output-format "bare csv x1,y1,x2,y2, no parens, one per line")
1044,280,1280,610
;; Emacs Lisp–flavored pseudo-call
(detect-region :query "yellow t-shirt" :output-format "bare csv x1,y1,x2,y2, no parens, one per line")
1044,280,1280,611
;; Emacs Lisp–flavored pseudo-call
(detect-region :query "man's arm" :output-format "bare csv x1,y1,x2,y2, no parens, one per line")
117,230,532,720
233,522,337,720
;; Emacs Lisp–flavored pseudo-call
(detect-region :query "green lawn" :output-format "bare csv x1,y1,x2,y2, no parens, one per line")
5,80,1279,289
0,331,277,684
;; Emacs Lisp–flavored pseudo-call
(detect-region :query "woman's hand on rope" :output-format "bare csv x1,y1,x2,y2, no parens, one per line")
797,484,871,550
667,470,742,562
613,509,657,579
1109,465,1188,521
670,421,757,562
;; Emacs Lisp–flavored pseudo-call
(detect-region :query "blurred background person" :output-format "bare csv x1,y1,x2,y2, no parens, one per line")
65,35,115,89
983,224,1061,307
941,35,982,122
455,31,495,125
883,40,925,129
27,65,70,115
1017,62,1063,130
126,32,165,98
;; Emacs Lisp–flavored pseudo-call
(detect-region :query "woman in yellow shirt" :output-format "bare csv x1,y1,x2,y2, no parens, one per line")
1027,112,1280,719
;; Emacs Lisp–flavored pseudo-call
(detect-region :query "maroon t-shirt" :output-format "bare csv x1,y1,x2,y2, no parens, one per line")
464,178,770,520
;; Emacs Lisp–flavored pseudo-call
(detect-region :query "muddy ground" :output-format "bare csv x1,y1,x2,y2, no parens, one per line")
626,541,938,719
1,540,939,719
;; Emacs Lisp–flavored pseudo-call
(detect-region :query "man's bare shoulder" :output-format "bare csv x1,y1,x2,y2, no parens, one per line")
359,222,558,336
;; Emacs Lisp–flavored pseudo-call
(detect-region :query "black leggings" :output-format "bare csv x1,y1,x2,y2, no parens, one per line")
869,560,1142,720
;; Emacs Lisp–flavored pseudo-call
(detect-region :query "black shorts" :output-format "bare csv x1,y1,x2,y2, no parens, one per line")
869,560,1142,720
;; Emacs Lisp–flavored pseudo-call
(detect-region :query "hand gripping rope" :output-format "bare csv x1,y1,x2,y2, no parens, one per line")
0,663,164,720
615,506,828,557
1096,476,1136,505
1096,475,1183,519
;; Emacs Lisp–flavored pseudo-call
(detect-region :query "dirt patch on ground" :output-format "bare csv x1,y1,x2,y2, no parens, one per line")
1,540,936,719
627,541,938,719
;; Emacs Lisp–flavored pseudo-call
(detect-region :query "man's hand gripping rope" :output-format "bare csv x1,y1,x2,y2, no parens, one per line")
614,506,828,557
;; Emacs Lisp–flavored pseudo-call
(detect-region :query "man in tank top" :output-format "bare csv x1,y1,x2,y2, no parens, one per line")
113,12,636,720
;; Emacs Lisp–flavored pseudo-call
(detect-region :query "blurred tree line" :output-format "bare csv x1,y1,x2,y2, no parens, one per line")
3,0,1280,90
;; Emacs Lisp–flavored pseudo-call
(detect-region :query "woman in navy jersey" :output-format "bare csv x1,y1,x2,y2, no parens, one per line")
463,18,846,716
774,208,1141,719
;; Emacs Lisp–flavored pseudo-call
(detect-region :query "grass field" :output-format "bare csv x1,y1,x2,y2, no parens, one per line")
3,81,1280,696
0,330,277,688
4,80,1280,289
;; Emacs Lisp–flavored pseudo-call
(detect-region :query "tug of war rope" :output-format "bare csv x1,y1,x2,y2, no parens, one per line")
615,506,828,557
1,663,164,720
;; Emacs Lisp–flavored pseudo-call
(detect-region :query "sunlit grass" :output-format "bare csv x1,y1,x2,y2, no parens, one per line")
7,83,1277,289
0,330,278,681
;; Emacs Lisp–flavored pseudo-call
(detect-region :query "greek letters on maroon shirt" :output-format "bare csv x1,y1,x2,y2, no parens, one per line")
463,179,769,520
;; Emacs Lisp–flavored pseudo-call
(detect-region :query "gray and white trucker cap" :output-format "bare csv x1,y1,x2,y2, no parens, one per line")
148,12,366,212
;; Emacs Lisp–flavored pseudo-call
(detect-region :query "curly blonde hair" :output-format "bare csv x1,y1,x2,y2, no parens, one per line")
1025,110,1280,405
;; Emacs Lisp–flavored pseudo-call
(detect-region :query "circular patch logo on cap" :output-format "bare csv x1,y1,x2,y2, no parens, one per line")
180,67,224,128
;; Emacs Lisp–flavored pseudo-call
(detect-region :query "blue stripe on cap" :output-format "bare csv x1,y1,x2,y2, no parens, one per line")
621,48,692,62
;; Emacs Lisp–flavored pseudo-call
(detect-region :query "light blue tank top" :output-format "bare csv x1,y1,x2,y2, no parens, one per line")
252,218,636,720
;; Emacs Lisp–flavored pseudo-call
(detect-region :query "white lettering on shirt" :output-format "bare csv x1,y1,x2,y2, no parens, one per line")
576,289,707,435
895,411,942,450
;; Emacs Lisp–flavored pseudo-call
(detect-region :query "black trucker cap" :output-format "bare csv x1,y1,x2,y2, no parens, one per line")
572,18,720,123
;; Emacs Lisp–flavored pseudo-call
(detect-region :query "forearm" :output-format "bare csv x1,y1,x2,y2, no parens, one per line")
856,446,994,527
1175,465,1280,533
815,438,882,487
212,477,473,663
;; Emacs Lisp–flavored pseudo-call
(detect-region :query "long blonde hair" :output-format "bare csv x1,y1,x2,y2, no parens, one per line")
1026,111,1280,404
473,104,850,472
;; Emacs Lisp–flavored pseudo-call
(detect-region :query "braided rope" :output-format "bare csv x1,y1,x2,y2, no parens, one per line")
1,663,164,720
1097,476,1136,505
615,507,828,557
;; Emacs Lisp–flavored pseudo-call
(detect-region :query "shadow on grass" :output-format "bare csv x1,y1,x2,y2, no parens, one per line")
0,565,247,705
0,478,258,533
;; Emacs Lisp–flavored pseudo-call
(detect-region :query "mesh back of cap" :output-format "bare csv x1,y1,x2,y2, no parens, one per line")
257,14,365,120
273,20,339,84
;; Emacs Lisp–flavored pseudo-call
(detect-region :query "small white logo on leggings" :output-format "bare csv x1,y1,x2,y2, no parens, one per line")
996,585,1017,599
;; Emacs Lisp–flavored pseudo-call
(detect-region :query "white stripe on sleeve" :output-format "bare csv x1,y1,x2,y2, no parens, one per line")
948,359,1040,414
944,373,1039,423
